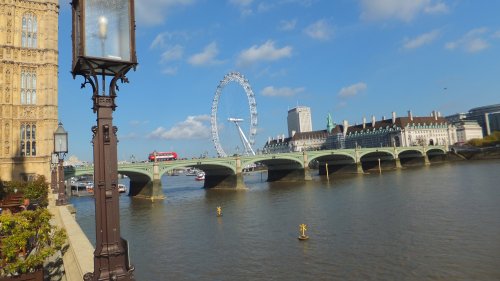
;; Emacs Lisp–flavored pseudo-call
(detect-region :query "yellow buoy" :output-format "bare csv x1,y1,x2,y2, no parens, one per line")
216,206,222,217
298,223,309,240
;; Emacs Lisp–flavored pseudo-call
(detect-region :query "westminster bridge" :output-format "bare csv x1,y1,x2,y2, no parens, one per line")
65,145,448,200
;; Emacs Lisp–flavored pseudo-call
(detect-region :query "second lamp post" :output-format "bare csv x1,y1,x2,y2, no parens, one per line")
54,122,68,206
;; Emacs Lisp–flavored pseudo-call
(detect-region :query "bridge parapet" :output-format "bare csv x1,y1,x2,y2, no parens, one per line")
64,145,448,192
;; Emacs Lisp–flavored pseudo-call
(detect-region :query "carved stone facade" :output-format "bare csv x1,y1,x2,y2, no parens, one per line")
0,0,59,181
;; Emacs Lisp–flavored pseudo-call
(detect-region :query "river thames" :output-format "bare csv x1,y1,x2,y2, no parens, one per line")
70,159,500,281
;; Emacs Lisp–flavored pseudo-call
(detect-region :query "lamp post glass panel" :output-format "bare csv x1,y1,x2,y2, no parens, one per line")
84,1,131,61
72,0,137,280
53,123,68,206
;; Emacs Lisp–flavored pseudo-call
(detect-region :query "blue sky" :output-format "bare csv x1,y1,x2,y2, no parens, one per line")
58,0,500,162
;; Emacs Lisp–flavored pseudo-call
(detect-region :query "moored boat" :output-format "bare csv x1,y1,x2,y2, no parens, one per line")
195,172,205,181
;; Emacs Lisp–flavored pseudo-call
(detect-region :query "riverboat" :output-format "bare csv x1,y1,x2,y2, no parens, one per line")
195,172,205,181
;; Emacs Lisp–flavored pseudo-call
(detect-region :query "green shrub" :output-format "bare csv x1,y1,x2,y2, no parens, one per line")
0,208,66,276
0,176,49,208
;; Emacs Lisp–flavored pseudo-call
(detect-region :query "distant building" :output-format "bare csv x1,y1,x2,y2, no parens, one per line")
263,135,291,154
446,104,500,136
264,110,457,154
337,111,456,148
445,112,467,124
455,120,483,143
287,106,312,137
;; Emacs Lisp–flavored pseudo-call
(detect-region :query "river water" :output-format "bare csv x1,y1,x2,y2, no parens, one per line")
70,160,500,281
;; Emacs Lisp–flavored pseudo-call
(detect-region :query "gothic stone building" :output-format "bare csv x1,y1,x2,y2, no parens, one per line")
0,0,59,181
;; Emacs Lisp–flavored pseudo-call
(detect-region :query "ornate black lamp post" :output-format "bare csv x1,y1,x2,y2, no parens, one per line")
54,123,68,206
51,153,59,194
71,0,137,280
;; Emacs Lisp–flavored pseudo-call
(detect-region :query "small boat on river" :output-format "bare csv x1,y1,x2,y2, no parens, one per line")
195,172,205,181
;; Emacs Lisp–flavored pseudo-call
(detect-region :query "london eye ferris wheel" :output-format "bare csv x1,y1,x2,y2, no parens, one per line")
211,72,258,157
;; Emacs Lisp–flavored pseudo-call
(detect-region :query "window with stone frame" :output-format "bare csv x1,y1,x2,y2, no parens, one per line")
21,13,38,48
20,123,36,157
20,70,36,105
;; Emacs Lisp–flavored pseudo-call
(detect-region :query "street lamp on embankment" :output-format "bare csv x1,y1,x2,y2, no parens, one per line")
71,0,138,280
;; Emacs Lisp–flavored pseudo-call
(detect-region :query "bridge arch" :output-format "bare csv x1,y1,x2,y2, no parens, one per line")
397,149,426,167
425,147,447,163
241,154,306,182
359,151,396,172
308,152,357,175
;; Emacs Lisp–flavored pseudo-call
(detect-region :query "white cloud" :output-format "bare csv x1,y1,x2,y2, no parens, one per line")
148,115,211,140
136,0,195,26
424,2,449,14
150,31,189,49
161,45,184,62
403,29,440,49
129,120,149,126
229,0,254,16
162,67,178,75
279,19,297,31
304,19,334,41
261,86,305,97
150,33,169,49
257,3,274,12
445,28,490,53
237,40,292,66
338,82,367,98
229,0,253,7
359,0,448,22
188,42,222,66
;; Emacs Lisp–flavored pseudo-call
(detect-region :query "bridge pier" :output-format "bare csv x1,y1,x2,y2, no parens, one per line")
423,154,430,165
356,162,364,174
131,163,165,200
395,158,402,169
135,179,165,200
204,173,247,189
267,168,310,182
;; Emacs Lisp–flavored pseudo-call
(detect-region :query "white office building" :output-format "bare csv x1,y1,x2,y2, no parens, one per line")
287,106,312,137
455,120,484,143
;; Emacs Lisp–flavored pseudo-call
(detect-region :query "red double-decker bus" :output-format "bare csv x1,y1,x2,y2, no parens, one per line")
148,151,178,162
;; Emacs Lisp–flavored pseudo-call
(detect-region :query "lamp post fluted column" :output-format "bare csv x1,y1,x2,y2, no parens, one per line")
86,82,133,280
50,164,57,194
56,158,67,205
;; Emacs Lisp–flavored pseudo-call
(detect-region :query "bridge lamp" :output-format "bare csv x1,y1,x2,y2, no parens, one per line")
54,123,68,206
71,0,137,280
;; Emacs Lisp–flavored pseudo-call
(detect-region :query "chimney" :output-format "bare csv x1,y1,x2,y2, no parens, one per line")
362,117,366,129
432,110,437,120
382,116,386,121
268,136,271,143
392,111,396,124
438,111,441,117
342,120,348,136
291,130,296,137
408,110,413,121
372,115,376,127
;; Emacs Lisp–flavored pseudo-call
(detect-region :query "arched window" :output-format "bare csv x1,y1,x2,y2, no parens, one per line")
20,70,36,105
21,14,37,48
20,123,37,157
21,73,26,104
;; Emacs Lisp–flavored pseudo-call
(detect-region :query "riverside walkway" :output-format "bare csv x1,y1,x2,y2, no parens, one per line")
47,193,93,280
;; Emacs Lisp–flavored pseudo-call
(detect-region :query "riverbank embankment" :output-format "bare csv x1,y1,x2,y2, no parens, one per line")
452,146,500,160
47,193,94,280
